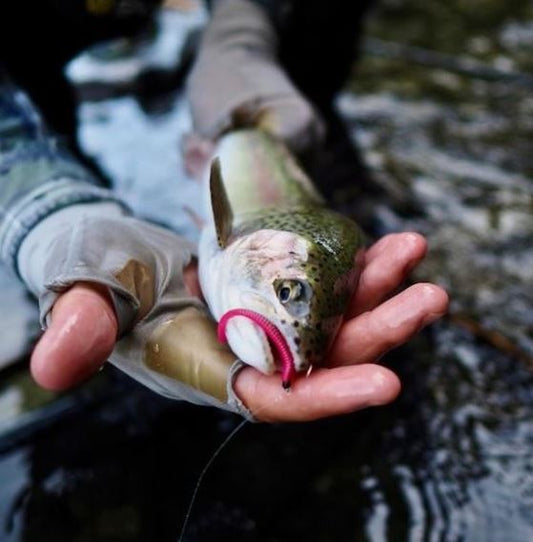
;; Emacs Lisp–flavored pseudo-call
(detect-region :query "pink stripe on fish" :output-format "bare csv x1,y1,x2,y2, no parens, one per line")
217,308,295,390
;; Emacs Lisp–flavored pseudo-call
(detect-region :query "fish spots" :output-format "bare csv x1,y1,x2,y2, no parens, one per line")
232,205,363,369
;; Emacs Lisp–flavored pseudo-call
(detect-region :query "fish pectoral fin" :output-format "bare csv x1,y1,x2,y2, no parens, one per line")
210,157,234,248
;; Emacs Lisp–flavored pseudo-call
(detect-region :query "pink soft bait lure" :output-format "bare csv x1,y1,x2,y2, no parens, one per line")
217,309,295,389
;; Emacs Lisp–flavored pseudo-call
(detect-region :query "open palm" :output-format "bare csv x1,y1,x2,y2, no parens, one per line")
233,232,448,421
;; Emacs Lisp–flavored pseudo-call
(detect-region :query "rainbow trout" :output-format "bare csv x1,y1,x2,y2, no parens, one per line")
199,129,364,387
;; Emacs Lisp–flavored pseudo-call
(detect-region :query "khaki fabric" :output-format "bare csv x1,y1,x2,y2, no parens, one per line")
145,307,236,403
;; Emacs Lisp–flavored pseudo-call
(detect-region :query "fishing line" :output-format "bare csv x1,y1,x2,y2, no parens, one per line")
177,417,249,542
177,389,289,542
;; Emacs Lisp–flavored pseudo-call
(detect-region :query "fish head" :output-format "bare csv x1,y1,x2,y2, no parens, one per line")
201,227,359,376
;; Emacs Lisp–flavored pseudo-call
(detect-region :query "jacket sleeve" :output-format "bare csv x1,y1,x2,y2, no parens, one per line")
0,65,128,276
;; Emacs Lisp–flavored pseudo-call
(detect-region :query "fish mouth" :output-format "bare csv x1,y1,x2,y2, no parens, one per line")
217,309,296,388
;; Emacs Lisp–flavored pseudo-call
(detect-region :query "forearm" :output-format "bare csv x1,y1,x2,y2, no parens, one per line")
187,0,324,151
0,67,128,274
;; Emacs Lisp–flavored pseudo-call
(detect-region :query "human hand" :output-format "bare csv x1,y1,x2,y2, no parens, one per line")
24,203,249,416
31,230,448,422
233,232,448,422
30,262,201,391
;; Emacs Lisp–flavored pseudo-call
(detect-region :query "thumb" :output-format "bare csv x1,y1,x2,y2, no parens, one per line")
31,282,118,391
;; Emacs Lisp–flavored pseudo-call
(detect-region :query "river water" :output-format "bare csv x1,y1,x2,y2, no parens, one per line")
0,1,532,540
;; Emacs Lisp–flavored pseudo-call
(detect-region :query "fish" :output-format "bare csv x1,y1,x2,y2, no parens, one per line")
198,129,365,388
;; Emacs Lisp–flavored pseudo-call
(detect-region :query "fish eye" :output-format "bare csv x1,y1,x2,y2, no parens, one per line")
279,286,292,303
273,279,311,319
276,280,304,304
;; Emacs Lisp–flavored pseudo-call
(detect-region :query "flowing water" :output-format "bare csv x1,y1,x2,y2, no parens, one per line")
0,1,532,540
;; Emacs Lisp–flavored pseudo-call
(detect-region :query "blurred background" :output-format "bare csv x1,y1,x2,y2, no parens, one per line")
1,0,532,540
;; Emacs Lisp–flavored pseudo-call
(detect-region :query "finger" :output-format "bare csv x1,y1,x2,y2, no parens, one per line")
31,282,118,391
331,283,449,367
349,232,427,317
234,364,401,423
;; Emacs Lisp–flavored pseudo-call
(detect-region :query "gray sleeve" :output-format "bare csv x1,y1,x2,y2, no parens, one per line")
0,66,128,275
187,0,324,151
